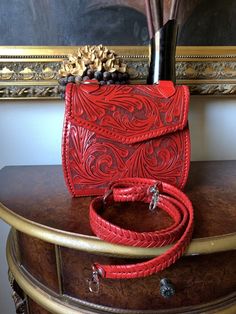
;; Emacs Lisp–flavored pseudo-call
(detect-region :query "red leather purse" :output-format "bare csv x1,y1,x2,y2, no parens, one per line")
62,80,190,197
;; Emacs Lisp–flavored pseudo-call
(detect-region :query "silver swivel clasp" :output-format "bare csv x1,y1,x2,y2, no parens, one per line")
88,269,100,293
149,184,159,211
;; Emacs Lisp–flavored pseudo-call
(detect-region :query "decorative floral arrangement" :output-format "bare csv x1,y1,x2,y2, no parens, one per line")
58,45,130,94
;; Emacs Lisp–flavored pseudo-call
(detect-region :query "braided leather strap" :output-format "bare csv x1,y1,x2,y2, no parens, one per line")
89,178,194,280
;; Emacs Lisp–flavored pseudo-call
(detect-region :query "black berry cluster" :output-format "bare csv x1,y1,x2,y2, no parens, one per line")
58,69,129,98
58,69,129,86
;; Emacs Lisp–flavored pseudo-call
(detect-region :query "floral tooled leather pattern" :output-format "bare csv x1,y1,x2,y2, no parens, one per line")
63,82,190,196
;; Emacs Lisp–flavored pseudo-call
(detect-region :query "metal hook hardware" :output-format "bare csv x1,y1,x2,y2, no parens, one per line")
103,189,113,207
88,270,100,294
149,184,159,211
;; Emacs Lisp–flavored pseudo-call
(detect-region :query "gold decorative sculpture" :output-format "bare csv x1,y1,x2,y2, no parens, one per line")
59,45,127,78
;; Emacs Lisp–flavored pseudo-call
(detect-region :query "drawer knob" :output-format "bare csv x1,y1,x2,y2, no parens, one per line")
160,278,175,298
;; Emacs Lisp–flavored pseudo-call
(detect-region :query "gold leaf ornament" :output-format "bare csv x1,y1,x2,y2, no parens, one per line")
59,45,128,79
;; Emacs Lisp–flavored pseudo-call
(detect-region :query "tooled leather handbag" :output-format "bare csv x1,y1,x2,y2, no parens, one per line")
62,0,190,197
61,0,193,286
62,80,190,197
60,26,194,299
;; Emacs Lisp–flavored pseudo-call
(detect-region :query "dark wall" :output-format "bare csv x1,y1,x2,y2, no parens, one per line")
0,0,149,45
0,0,235,46
178,0,236,45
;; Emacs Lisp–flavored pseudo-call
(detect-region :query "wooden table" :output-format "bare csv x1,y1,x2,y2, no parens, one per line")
0,161,236,314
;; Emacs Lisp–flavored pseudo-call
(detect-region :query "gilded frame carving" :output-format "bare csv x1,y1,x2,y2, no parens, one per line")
0,46,236,99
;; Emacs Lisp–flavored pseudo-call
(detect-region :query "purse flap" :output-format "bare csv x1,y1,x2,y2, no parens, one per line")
65,81,189,144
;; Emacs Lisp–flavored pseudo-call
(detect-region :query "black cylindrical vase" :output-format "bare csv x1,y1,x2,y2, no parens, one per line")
147,19,178,84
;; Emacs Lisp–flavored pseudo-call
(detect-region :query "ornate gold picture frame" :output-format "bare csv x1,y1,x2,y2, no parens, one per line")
0,45,235,99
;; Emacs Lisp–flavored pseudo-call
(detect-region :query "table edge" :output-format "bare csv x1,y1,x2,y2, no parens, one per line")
1,201,236,257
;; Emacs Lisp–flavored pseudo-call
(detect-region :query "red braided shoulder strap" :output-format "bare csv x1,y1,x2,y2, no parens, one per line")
89,178,194,283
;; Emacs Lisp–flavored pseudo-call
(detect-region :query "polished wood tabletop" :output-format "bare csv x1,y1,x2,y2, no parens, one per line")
0,161,236,238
